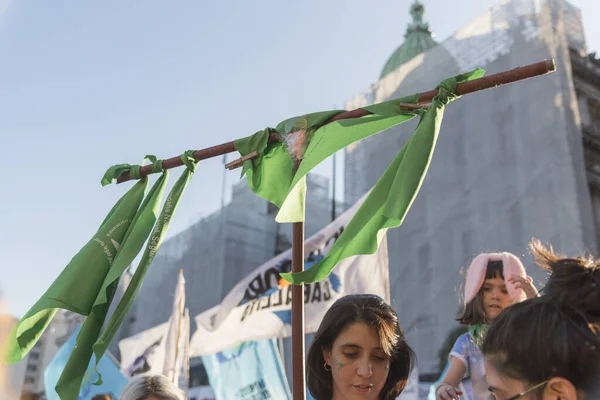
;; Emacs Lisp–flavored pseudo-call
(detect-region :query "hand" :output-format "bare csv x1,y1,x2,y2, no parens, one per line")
436,383,463,400
508,275,538,299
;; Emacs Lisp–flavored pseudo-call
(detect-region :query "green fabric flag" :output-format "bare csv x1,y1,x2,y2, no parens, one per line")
235,99,429,223
4,179,148,364
89,152,198,384
54,172,169,400
234,112,345,223
281,69,485,284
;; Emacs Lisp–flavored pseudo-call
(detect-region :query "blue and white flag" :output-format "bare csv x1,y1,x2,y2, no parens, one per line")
201,339,291,400
45,326,128,400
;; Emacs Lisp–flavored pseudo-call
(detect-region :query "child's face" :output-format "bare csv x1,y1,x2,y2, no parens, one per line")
482,276,511,320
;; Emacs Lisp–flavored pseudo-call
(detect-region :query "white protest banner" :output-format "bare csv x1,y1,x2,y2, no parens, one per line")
120,270,189,382
119,322,168,377
189,191,390,356
163,269,187,385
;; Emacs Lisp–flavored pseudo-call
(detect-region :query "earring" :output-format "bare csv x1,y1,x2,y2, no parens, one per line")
324,362,331,371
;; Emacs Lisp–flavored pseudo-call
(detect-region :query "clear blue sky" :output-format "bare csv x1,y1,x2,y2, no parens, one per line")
1,0,598,318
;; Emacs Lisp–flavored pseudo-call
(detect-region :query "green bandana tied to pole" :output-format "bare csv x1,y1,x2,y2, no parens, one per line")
55,158,169,400
85,151,198,395
279,70,485,284
5,152,197,400
4,175,148,364
235,102,423,223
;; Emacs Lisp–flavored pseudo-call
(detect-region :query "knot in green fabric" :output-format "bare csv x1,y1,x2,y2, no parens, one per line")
180,150,198,172
151,159,164,173
101,155,163,186
433,68,485,106
141,154,164,174
434,79,458,106
129,165,142,179
237,128,274,178
101,164,132,186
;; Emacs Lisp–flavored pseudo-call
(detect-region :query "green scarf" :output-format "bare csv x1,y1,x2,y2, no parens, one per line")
469,323,490,348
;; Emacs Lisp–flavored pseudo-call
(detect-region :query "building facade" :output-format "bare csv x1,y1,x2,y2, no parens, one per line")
344,0,598,378
575,49,600,251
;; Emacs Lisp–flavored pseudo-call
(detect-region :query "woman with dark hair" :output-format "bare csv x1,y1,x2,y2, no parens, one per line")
306,294,415,400
481,240,600,400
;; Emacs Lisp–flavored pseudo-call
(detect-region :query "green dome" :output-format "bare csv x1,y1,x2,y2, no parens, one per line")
380,1,438,79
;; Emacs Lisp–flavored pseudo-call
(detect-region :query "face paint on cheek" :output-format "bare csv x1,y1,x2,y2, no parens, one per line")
335,359,345,370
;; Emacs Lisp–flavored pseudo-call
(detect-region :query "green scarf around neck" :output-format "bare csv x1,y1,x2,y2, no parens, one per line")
469,323,490,348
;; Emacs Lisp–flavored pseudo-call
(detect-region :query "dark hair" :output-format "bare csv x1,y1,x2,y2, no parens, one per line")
19,393,42,400
530,239,600,322
481,240,600,395
91,395,112,400
306,294,415,400
457,261,504,325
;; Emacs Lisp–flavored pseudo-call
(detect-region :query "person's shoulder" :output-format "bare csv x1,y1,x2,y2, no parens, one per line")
452,332,479,352
454,332,472,344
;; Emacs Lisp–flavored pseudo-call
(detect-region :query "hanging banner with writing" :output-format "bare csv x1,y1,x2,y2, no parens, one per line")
190,191,390,356
201,339,290,400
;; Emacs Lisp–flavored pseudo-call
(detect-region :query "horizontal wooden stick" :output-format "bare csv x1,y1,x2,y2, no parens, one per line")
115,59,555,183
399,103,430,110
225,151,260,170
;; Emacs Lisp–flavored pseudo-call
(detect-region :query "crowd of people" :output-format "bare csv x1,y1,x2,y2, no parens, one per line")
8,237,600,400
303,237,600,400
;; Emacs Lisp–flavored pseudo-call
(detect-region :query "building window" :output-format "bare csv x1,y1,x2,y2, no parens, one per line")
29,352,40,360
26,365,37,372
24,377,35,384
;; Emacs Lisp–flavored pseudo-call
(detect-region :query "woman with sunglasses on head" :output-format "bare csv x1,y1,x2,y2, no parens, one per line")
481,239,600,400
306,294,416,400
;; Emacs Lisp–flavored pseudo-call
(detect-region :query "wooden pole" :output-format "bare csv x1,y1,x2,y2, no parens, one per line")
290,158,306,400
291,217,306,400
115,59,555,184
331,152,337,222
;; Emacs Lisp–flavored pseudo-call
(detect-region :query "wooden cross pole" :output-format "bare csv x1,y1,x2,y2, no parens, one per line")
112,59,556,400
115,59,555,184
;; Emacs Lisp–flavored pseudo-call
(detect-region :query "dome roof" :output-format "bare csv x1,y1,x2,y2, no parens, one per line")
380,1,438,79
